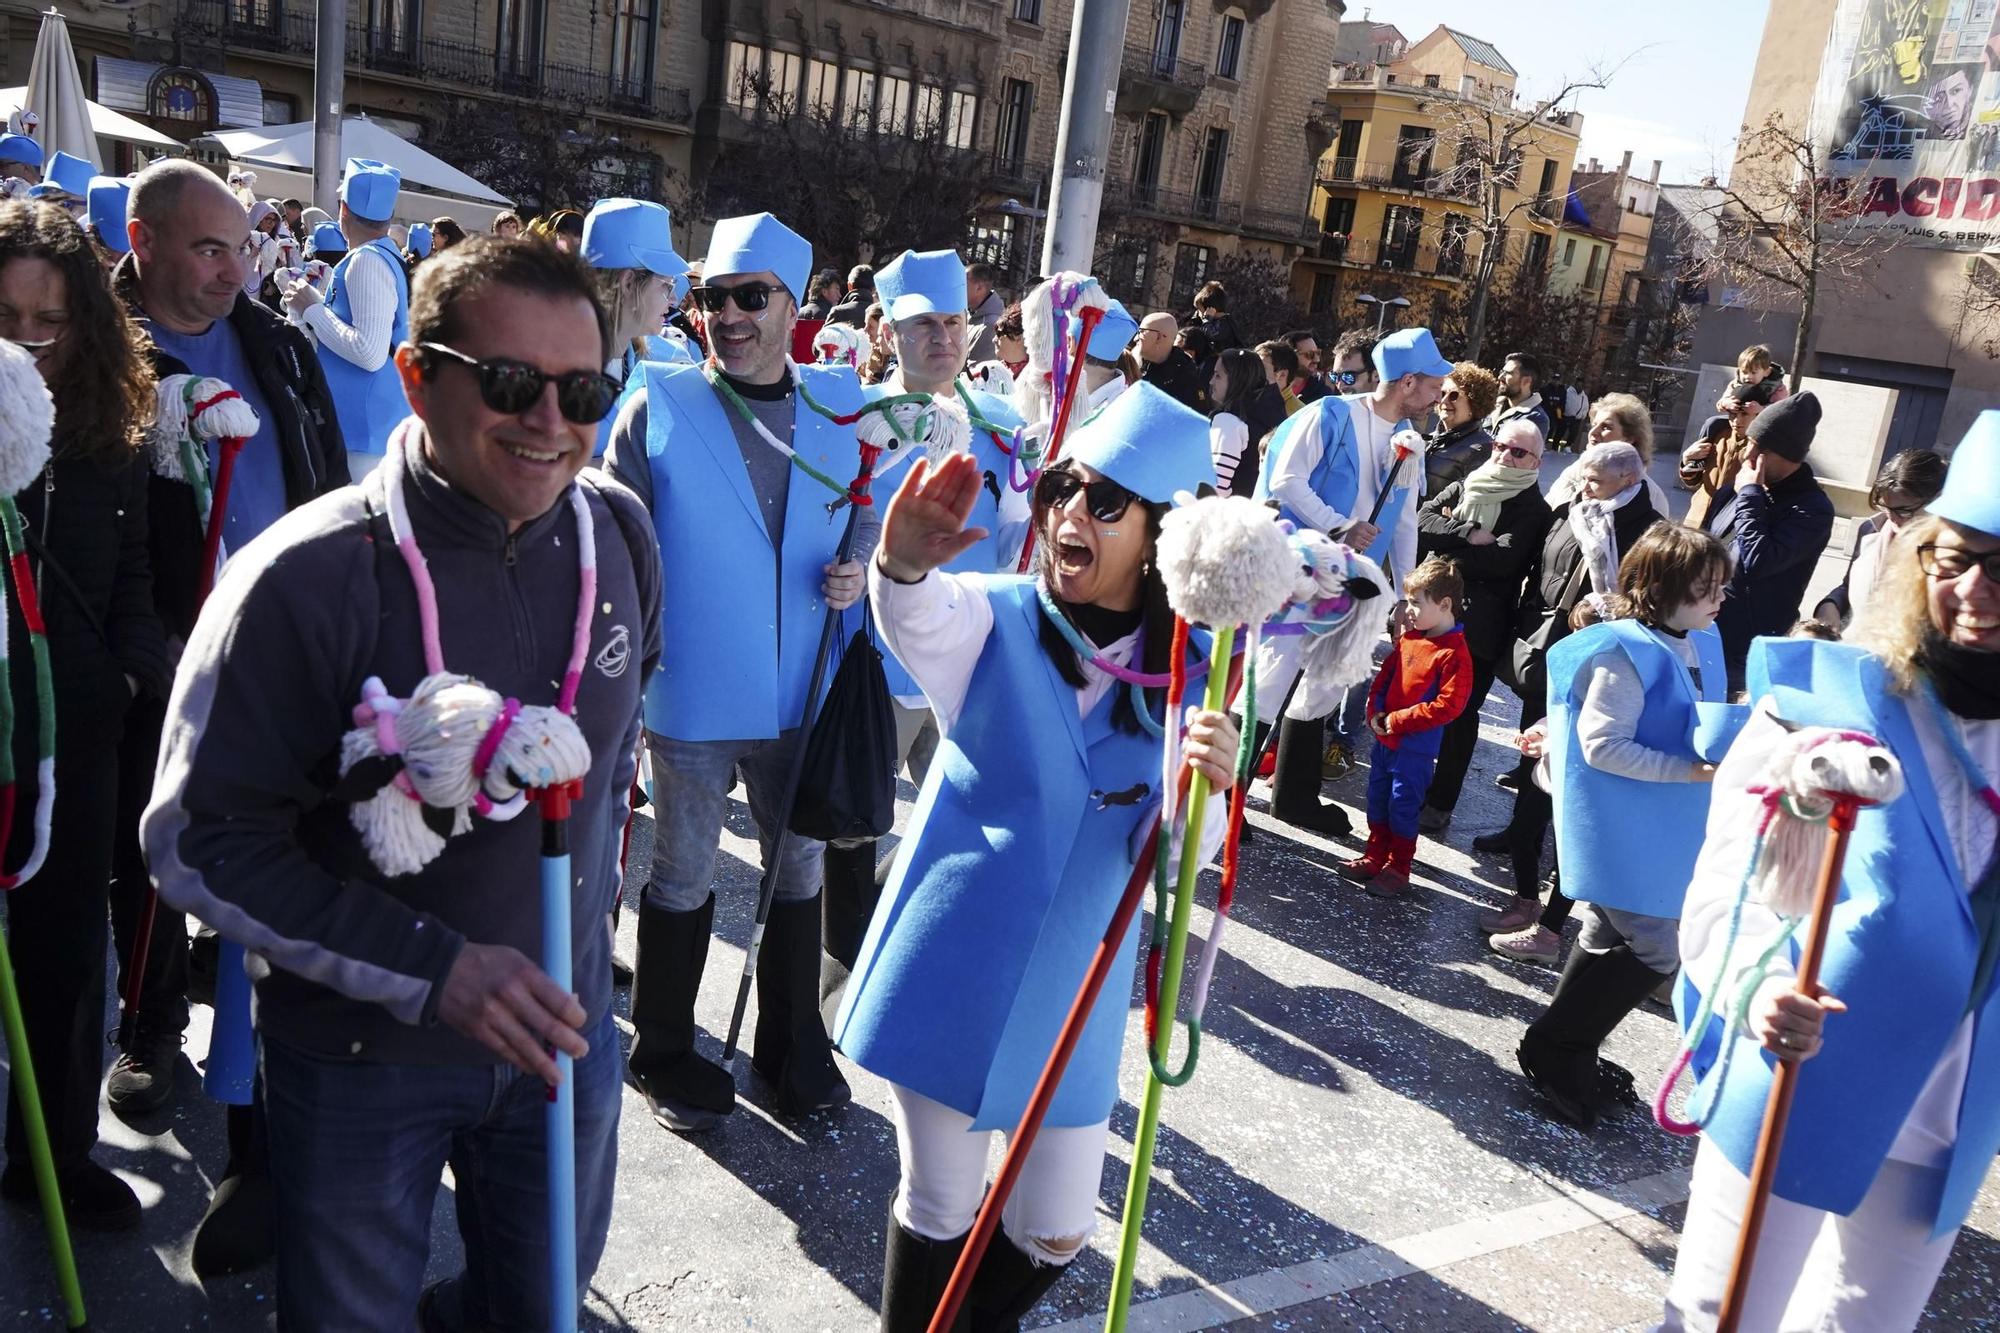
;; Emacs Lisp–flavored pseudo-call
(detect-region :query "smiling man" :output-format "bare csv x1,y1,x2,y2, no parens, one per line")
605,212,871,1134
145,236,662,1331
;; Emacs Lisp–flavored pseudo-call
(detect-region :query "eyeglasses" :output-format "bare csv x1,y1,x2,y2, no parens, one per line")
1917,544,2000,581
1878,500,1926,522
1034,466,1137,523
1329,370,1362,387
690,281,779,314
1493,442,1541,463
418,343,621,424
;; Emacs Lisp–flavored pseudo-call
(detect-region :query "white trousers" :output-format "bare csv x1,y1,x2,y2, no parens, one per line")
1659,1137,1960,1332
889,1082,1107,1266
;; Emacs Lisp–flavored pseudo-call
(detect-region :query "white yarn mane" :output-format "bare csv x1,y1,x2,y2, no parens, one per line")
0,338,55,495
1156,495,1297,629
1751,728,1904,919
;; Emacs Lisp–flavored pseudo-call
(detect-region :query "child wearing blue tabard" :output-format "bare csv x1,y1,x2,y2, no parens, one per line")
1661,412,2000,1332
836,384,1236,1330
1517,523,1738,1131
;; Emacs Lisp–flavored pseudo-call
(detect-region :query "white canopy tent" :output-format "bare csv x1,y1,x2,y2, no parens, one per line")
24,10,98,169
203,117,513,231
1,86,180,156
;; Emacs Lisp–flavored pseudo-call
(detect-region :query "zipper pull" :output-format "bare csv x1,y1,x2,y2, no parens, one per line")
43,463,54,494
505,534,518,567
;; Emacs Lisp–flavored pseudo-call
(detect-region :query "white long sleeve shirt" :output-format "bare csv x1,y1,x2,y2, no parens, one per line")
869,562,1228,869
1266,393,1420,589
1680,698,2000,1166
302,243,399,372
1210,413,1250,494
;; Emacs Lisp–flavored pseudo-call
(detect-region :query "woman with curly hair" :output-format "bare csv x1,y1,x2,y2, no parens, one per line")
0,201,170,1230
1425,361,1501,496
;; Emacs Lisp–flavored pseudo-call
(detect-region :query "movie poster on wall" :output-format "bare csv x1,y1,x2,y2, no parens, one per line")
1813,0,2000,247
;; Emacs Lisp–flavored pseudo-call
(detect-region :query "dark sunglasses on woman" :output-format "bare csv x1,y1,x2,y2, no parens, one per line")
690,281,780,314
418,343,621,423
1034,465,1137,523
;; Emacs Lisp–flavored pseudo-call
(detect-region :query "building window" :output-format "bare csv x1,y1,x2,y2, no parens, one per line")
1309,272,1339,314
878,73,912,136
1379,204,1422,269
261,91,297,124
1424,73,1440,88
768,50,802,113
148,68,216,126
946,91,978,149
1151,0,1186,74
1134,112,1169,203
363,0,419,56
228,0,279,25
1322,195,1355,240
1583,246,1603,289
1392,125,1434,188
1169,242,1212,307
1332,118,1362,180
914,83,945,136
807,58,840,121
966,213,1015,269
1196,127,1228,214
1524,230,1551,272
610,0,658,98
1013,0,1041,20
998,78,1033,168
1438,213,1469,276
1216,14,1244,79
725,41,763,113
495,0,545,81
843,67,878,130
1561,237,1577,266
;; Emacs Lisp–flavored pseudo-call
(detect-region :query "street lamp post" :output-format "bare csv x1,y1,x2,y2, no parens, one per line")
1355,293,1411,335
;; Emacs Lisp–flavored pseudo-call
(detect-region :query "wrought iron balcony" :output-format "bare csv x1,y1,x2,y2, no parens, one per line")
1314,157,1476,203
1103,180,1242,228
1116,49,1208,117
1308,235,1467,280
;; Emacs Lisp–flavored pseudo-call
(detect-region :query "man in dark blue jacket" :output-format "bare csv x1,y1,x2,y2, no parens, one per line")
1712,391,1835,690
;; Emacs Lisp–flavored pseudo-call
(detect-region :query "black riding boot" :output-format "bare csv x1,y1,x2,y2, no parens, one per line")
820,840,882,1028
754,894,852,1115
628,894,735,1132
966,1231,1072,1333
880,1207,969,1333
1270,713,1350,837
1518,944,1671,1129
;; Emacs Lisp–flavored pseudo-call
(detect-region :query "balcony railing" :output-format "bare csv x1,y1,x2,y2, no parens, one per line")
203,7,691,122
1126,51,1209,89
1104,179,1242,228
1310,236,1468,280
1314,157,1475,202
988,154,1052,195
1241,205,1318,243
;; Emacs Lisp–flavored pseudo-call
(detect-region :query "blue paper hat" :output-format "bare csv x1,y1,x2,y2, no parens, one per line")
1063,381,1216,503
405,221,432,258
582,198,689,281
1935,409,2000,538
87,177,131,253
703,212,811,303
1373,326,1454,382
876,249,967,321
0,133,43,168
308,221,348,257
1070,298,1139,361
43,150,93,198
339,157,401,224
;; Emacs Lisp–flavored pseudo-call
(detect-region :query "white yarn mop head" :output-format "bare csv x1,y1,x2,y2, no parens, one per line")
144,373,198,481
339,673,593,878
812,322,866,369
185,377,262,441
857,393,938,468
1156,494,1298,630
1750,725,1904,919
921,392,971,465
0,337,56,495
965,360,1015,396
1022,272,1107,376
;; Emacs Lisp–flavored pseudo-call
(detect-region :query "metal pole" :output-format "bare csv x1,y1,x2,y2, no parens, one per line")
312,0,347,216
1042,0,1134,276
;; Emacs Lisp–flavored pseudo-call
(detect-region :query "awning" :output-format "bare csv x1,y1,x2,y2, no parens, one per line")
204,117,511,205
0,86,180,149
94,57,264,130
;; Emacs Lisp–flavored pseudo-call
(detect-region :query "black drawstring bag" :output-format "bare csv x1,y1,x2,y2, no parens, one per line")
789,612,899,843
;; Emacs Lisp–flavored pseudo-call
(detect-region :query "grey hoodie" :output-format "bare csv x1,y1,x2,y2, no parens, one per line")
144,438,661,1064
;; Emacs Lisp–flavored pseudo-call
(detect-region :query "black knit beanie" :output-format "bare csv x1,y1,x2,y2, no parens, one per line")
1746,390,1820,462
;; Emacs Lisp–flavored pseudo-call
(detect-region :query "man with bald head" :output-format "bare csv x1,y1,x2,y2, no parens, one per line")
114,156,347,1273
1134,309,1208,412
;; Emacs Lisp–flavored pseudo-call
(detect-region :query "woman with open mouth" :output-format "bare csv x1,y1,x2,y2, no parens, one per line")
835,383,1237,1331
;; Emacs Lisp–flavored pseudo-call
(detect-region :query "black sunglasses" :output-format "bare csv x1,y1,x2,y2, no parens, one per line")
1035,466,1136,523
690,281,780,314
1917,543,2000,581
1329,369,1362,386
418,343,620,424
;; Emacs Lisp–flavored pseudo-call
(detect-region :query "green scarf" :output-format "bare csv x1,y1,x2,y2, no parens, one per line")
1456,459,1541,533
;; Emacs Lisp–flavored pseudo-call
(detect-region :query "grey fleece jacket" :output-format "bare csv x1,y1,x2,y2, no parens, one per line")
144,439,662,1064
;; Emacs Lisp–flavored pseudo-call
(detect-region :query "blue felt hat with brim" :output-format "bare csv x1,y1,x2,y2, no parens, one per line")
43,150,93,198
1373,326,1453,382
876,249,967,322
340,157,401,224
309,221,348,257
1063,381,1217,504
1935,409,2000,538
583,198,690,284
0,133,44,169
87,177,131,253
703,212,811,304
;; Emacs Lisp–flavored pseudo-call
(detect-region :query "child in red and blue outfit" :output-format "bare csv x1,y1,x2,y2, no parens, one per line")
1341,557,1473,898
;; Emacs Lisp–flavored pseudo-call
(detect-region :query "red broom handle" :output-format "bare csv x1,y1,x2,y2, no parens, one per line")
1716,796,1860,1333
1015,306,1106,574
927,648,1242,1333
196,437,247,603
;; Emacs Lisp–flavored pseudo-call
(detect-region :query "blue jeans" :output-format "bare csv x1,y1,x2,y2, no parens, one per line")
642,728,822,913
262,1009,621,1331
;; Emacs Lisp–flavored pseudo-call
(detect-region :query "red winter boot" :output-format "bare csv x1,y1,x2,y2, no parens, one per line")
1366,834,1419,899
1337,825,1389,881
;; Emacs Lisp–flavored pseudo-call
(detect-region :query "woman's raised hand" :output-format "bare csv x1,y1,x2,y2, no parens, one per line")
877,454,991,583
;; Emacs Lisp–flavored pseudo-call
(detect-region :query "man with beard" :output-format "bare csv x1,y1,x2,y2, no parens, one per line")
606,213,873,1133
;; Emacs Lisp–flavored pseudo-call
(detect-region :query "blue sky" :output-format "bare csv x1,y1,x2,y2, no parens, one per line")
1364,0,1775,183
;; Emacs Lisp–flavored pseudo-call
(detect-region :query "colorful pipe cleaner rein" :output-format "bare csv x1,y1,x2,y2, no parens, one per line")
0,495,55,889
706,361,930,512
1652,727,1904,1136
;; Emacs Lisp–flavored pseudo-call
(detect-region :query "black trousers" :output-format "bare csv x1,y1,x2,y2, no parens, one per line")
1426,655,1498,814
108,696,189,1038
5,743,119,1167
